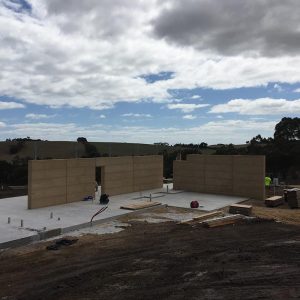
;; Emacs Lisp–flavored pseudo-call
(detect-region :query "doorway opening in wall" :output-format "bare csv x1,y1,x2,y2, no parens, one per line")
95,167,102,197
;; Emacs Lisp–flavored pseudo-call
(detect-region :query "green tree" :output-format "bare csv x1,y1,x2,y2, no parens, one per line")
83,143,100,157
274,117,300,141
0,161,12,184
77,137,88,143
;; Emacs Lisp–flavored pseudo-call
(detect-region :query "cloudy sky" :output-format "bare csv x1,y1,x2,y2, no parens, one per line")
0,0,300,144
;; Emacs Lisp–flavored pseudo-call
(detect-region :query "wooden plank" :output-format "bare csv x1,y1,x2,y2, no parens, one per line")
179,218,194,225
192,211,224,221
179,211,224,225
202,214,244,228
229,204,252,216
120,201,161,210
266,196,284,201
265,196,284,207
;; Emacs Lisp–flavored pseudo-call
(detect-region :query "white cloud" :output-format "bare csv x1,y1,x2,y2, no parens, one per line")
1,1,300,111
210,98,300,115
191,95,201,99
216,115,223,119
0,121,6,128
183,114,196,120
25,113,56,119
0,101,25,109
167,103,209,113
99,114,106,119
293,88,300,93
122,113,152,118
3,122,80,141
196,119,276,144
0,119,277,145
250,117,266,120
153,0,300,57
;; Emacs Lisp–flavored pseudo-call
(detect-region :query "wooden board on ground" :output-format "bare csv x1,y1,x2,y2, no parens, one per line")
120,201,161,211
229,204,252,216
265,196,284,207
202,214,244,228
180,211,224,225
193,210,224,221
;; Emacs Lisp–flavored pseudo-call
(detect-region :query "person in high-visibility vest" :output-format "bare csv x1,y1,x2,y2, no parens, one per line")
265,176,272,189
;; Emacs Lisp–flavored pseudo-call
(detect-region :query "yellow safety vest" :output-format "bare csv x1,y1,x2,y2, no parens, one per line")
265,177,271,187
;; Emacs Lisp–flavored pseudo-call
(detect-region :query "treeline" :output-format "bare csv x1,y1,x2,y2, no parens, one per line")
5,137,46,142
174,142,208,149
0,117,299,185
161,117,300,180
77,137,109,157
160,147,204,178
214,118,300,182
6,136,47,155
0,157,29,186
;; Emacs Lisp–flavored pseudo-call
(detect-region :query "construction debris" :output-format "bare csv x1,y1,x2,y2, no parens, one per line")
265,196,284,207
190,200,199,208
90,206,108,223
120,201,161,211
285,188,300,208
202,214,244,228
46,238,78,251
179,211,224,225
229,204,252,216
193,210,224,221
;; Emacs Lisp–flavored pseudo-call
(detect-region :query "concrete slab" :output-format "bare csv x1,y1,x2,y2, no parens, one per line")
0,184,248,248
161,185,248,211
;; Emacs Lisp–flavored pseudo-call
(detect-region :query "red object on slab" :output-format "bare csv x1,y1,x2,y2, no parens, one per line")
190,201,199,208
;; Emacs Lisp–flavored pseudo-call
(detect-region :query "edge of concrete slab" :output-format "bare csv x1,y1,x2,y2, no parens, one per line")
0,204,167,250
0,235,39,250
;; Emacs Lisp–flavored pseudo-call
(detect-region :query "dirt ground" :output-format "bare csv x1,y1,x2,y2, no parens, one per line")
219,185,300,226
0,218,299,300
241,199,300,225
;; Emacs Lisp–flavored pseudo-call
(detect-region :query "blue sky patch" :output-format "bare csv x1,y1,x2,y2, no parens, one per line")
140,71,175,84
4,0,32,14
